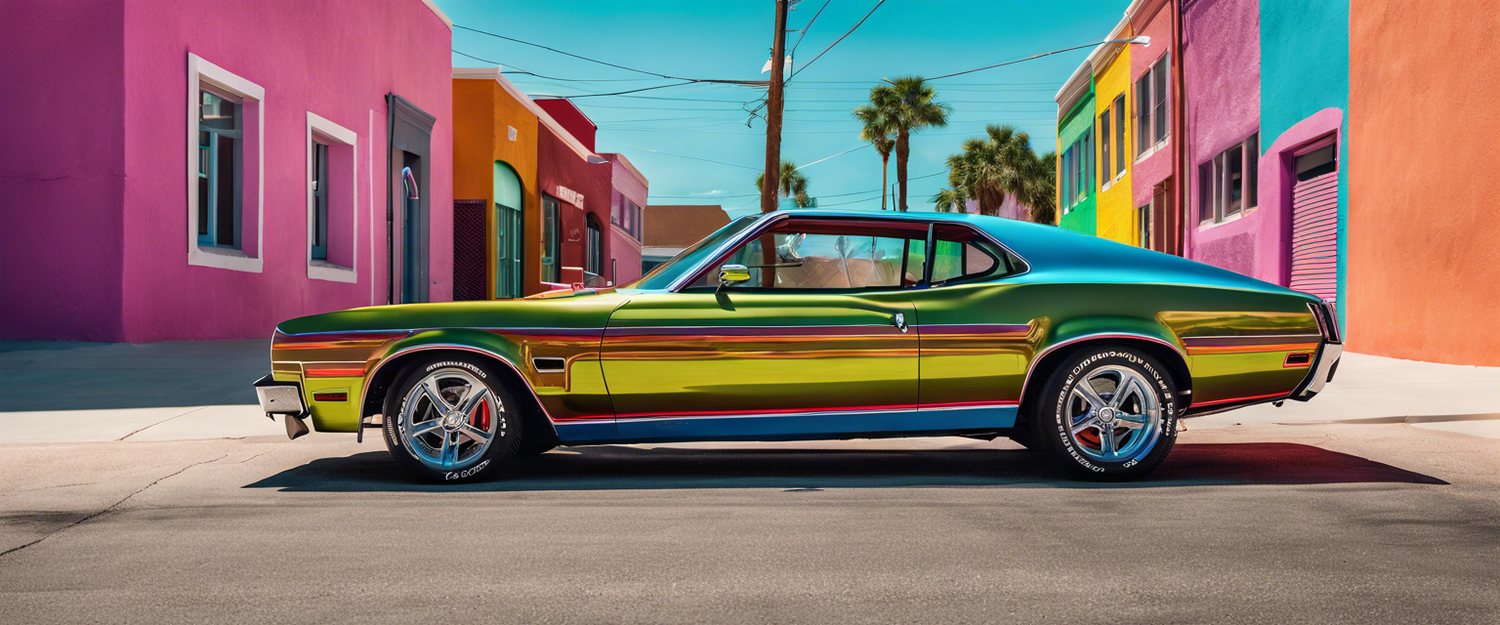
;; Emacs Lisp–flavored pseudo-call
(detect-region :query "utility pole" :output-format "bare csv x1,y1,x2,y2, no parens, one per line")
760,0,790,214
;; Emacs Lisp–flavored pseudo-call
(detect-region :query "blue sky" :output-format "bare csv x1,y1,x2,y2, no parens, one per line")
438,0,1127,217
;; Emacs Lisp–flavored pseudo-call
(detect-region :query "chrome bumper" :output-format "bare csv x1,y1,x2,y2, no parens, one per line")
1290,342,1342,401
253,374,311,439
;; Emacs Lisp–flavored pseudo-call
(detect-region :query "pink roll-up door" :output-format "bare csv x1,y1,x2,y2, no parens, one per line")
1289,169,1339,306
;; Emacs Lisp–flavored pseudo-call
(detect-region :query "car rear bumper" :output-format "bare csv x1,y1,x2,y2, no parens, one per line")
253,374,312,439
1289,341,1342,401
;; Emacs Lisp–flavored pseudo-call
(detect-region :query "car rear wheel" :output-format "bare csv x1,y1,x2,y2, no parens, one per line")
381,355,521,483
1028,345,1178,481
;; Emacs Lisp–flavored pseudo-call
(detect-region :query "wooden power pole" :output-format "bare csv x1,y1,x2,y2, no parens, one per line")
760,0,790,214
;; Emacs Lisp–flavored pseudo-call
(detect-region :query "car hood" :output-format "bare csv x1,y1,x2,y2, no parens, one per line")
274,289,633,336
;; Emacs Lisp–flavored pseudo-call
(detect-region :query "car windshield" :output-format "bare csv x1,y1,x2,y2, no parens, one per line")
622,214,762,290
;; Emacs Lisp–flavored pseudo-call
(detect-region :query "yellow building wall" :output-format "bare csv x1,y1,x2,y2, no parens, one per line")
1093,40,1135,246
453,78,541,296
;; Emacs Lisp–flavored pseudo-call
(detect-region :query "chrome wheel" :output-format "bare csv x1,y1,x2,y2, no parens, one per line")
1064,365,1163,463
396,367,501,471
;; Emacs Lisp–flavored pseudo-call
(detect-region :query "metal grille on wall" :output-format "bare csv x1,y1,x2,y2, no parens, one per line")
1289,171,1339,308
452,200,487,301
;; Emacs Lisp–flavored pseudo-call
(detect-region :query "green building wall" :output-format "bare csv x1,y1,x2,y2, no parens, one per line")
1057,84,1097,236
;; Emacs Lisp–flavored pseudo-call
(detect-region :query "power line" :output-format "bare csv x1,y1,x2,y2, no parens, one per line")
601,139,762,171
455,24,767,86
789,0,833,56
454,49,653,83
532,81,696,99
787,0,886,80
928,40,1120,81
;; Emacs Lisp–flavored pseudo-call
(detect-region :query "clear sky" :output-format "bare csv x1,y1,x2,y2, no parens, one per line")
437,0,1129,217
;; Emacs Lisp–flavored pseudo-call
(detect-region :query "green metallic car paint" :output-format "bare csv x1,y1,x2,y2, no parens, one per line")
266,210,1331,442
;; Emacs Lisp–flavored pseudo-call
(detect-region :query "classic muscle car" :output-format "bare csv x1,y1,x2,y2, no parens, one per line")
255,210,1342,482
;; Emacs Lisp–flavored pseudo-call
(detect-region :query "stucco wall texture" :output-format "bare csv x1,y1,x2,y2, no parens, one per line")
1094,42,1134,245
0,0,127,341
2,0,453,342
1181,0,1262,280
537,126,613,282
1349,2,1500,366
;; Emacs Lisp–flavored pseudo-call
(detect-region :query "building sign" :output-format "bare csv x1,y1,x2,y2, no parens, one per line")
556,186,584,209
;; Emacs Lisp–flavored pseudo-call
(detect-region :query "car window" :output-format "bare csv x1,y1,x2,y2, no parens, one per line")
928,224,1017,285
686,219,927,291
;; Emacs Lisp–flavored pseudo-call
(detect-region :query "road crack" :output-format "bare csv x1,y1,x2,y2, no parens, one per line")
0,452,230,559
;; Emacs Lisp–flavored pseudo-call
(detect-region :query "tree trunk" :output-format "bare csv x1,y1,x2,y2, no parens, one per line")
879,154,889,211
895,130,910,212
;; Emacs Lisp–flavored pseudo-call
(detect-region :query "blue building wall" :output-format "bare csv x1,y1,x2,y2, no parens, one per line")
1259,0,1350,329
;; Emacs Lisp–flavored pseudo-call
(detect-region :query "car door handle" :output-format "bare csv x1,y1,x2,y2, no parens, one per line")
892,312,908,334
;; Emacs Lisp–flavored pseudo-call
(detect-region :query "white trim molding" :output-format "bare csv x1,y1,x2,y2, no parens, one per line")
187,52,265,273
305,111,359,283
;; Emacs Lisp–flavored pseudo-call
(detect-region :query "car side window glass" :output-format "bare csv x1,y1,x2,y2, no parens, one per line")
687,219,927,291
929,225,1011,285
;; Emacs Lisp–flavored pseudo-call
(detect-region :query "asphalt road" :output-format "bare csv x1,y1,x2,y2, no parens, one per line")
1,423,1498,624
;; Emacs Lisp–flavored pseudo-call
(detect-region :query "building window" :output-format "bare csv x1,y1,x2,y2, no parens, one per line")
198,89,241,250
542,194,561,283
187,54,264,273
1113,95,1126,177
1137,204,1152,248
1099,109,1111,182
1199,133,1260,225
1135,55,1170,157
586,214,603,278
305,112,358,282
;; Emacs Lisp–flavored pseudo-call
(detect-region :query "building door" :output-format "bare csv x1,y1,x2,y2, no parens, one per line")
494,162,524,298
387,94,434,304
1288,141,1339,308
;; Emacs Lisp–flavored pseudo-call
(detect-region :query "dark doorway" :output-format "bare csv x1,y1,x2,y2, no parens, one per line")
387,94,435,304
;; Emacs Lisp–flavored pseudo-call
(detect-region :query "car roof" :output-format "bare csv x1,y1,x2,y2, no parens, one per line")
764,209,1297,296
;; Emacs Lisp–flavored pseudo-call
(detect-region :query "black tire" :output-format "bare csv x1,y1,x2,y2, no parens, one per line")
381,355,521,483
1028,344,1179,481
1008,429,1040,451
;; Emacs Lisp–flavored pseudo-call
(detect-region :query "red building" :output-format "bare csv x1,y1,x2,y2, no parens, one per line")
534,99,612,289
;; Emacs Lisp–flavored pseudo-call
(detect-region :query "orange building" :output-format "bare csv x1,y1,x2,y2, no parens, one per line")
452,68,541,298
1348,4,1500,366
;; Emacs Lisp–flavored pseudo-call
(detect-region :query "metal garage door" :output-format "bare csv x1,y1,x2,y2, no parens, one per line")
1289,143,1339,308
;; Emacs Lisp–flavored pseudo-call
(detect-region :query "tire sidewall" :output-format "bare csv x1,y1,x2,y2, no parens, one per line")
381,355,521,483
1033,346,1178,480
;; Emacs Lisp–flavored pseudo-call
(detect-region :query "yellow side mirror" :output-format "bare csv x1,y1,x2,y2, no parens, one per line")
717,264,751,287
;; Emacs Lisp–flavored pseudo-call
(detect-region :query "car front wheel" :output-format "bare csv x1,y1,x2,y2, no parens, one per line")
381,355,521,483
1028,345,1178,481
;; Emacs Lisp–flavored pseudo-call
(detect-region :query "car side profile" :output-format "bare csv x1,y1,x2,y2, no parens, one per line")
254,210,1342,482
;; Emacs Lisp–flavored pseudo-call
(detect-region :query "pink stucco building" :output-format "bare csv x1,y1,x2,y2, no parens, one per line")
602,154,648,285
1180,0,1269,282
0,0,455,342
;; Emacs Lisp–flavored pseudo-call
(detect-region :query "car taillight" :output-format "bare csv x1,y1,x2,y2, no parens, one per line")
1308,301,1341,344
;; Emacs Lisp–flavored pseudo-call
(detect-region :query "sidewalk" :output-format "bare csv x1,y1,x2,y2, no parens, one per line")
3,340,1499,444
0,340,282,443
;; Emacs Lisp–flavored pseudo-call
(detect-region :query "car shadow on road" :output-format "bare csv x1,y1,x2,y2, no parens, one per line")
243,442,1447,492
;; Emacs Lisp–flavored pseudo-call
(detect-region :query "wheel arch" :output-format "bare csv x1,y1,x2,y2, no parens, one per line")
358,334,558,446
1016,330,1192,427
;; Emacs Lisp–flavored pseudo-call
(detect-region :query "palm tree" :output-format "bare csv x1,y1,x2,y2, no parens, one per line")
930,188,968,213
754,160,811,207
855,76,950,212
853,107,896,211
947,124,1055,223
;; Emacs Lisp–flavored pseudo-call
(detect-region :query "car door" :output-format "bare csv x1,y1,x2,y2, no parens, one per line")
908,223,1033,430
600,217,923,442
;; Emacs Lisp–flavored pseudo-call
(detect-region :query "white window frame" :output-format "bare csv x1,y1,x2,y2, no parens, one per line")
1198,133,1260,227
305,111,359,283
187,53,264,273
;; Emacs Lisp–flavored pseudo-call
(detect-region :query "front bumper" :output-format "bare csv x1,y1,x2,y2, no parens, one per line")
253,374,311,439
1289,341,1342,401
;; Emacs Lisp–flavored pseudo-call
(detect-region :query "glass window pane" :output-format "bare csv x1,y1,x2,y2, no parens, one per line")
1153,60,1169,143
199,90,237,131
1226,144,1243,215
1246,134,1259,209
1100,112,1111,179
1114,97,1126,175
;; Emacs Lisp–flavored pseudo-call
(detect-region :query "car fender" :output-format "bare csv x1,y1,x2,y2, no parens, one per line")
1018,315,1188,414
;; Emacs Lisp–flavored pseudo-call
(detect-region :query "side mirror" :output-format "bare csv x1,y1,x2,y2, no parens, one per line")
716,264,750,293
